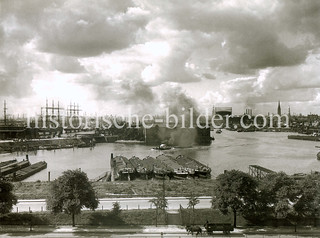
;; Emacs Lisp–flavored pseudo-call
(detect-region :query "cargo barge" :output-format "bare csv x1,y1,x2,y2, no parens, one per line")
174,155,211,178
156,154,190,179
110,155,135,181
110,153,211,181
129,156,153,179
143,156,173,179
6,161,47,181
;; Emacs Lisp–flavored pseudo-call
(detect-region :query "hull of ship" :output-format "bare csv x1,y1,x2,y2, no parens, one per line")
288,135,320,141
154,173,167,179
136,171,153,180
119,172,135,181
105,136,118,143
173,173,189,179
195,171,211,178
94,136,106,143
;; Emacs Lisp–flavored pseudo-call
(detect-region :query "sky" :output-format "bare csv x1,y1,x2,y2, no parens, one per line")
0,0,320,117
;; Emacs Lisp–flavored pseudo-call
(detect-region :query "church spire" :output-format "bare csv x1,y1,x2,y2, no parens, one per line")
277,101,281,115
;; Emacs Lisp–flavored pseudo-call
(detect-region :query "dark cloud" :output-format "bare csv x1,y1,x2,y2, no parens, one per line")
81,75,156,113
161,84,199,116
1,1,149,57
50,56,85,74
120,80,154,104
278,0,320,41
36,1,149,57
0,52,34,97
146,1,311,74
202,73,216,80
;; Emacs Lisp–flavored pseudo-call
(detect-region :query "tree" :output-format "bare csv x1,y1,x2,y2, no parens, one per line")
259,172,299,220
212,170,258,227
111,202,121,216
187,192,199,225
46,170,99,227
0,180,17,214
294,173,320,225
149,191,168,226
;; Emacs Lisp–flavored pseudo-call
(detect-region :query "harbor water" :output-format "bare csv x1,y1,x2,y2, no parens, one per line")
0,131,319,181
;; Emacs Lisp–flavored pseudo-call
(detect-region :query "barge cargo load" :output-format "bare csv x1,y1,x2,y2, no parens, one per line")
110,155,135,181
156,154,190,179
0,160,30,177
109,153,211,181
174,155,211,178
0,159,17,168
129,156,153,179
143,156,173,179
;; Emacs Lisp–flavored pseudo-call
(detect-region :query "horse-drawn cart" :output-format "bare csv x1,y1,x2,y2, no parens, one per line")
204,223,234,235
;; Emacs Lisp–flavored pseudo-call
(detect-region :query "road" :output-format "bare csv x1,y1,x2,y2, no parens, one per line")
12,196,212,212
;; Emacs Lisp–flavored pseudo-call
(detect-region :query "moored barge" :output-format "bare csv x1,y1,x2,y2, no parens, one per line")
174,155,211,178
129,156,153,179
110,153,211,181
156,154,190,179
6,161,47,181
110,155,135,181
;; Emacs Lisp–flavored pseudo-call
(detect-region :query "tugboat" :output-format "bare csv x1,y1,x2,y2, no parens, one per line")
152,144,172,151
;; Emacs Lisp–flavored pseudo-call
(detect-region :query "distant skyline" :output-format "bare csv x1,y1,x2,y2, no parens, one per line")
0,0,319,116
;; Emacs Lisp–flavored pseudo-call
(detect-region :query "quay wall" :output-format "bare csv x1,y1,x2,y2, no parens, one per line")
0,138,82,154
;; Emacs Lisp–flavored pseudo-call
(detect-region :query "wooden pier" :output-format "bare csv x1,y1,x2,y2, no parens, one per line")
249,165,275,179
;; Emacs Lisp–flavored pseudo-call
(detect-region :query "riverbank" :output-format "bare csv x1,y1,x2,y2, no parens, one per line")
13,180,216,199
0,138,82,154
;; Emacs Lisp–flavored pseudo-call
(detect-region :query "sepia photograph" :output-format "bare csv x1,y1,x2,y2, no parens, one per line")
0,0,319,237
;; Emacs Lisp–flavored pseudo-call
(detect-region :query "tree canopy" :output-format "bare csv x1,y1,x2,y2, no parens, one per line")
149,191,168,226
258,172,299,220
0,180,17,214
46,170,99,226
187,192,200,225
212,170,258,227
294,173,320,220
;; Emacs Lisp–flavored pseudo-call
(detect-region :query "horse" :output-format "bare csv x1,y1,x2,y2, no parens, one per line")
186,225,202,236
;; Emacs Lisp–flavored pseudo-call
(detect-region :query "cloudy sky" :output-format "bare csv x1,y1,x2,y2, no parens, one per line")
0,0,320,117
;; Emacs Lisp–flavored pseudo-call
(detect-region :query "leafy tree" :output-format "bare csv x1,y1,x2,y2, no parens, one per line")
111,202,121,216
46,170,99,227
259,172,299,220
294,173,320,225
212,170,258,227
187,192,199,225
149,191,168,226
0,180,17,214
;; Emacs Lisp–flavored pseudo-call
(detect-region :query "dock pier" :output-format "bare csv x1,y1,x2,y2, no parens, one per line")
249,165,275,179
